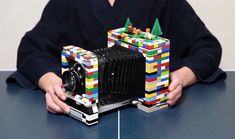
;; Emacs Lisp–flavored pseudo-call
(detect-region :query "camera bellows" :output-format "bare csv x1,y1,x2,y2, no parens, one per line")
93,45,145,97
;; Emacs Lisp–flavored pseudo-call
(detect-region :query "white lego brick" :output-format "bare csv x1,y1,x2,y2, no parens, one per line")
92,105,98,113
86,68,98,73
158,49,162,54
161,59,169,64
74,58,82,64
161,66,166,70
146,56,154,61
108,41,115,48
146,80,158,85
157,80,169,86
85,80,98,86
75,94,82,100
156,94,165,99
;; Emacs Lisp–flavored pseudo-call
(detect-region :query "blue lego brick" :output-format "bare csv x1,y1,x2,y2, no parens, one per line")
76,54,80,59
62,51,68,57
162,47,170,53
146,74,158,79
62,62,69,67
82,61,92,66
86,93,98,99
160,77,169,82
146,59,158,64
144,97,157,102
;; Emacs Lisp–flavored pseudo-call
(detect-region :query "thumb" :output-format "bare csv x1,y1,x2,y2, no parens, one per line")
169,73,180,91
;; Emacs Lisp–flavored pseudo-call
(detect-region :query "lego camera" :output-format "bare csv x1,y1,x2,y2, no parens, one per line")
61,18,170,125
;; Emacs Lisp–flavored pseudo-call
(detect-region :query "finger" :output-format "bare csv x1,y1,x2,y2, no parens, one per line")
167,84,181,100
168,85,182,101
47,105,57,114
168,91,182,105
54,84,66,100
169,78,180,92
167,86,182,105
45,93,63,113
50,88,70,113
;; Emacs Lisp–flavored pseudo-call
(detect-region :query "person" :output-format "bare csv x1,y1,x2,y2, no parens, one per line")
7,0,226,114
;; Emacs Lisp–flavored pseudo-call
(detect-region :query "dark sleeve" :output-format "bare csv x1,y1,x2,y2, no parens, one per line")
165,0,226,83
7,0,71,89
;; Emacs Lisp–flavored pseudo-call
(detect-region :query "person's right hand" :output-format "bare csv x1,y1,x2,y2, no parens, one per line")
38,72,70,114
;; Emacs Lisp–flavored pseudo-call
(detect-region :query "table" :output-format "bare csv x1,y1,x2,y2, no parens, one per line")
0,72,118,139
120,72,235,139
1,71,235,139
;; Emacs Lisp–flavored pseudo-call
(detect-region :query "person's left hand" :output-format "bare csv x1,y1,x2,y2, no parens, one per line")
167,71,183,105
167,66,198,105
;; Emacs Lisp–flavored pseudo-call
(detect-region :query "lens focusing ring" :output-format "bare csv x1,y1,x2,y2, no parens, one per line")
62,63,85,94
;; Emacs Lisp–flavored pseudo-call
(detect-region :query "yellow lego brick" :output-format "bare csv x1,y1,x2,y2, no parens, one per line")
108,32,111,37
146,62,157,67
86,84,94,89
158,39,166,43
86,78,94,82
93,64,98,68
164,83,169,87
162,52,170,57
124,37,129,42
158,104,168,109
146,68,157,73
153,43,158,48
120,42,124,46
139,41,143,47
62,57,68,63
146,83,157,89
145,93,157,98
81,97,90,103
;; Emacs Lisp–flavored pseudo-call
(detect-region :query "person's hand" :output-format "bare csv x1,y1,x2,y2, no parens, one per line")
167,67,198,105
167,71,183,105
38,72,70,114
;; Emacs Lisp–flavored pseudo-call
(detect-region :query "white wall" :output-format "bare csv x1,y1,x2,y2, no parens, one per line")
0,0,234,70
0,0,49,70
187,0,235,70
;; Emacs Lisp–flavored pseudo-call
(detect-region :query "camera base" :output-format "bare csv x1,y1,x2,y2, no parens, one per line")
65,95,99,126
137,102,168,113
69,107,98,126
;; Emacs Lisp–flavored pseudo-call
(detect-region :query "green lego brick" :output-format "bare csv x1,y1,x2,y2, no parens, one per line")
86,87,98,92
86,72,98,79
146,50,158,56
162,71,169,76
160,96,168,102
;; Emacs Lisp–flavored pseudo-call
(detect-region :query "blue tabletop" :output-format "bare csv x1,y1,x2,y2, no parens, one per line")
120,72,235,139
0,71,235,139
0,72,118,139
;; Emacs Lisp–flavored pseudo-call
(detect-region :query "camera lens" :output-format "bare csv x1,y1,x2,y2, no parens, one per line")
62,63,85,94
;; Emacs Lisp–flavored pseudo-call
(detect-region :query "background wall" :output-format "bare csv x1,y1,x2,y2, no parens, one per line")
0,0,234,70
